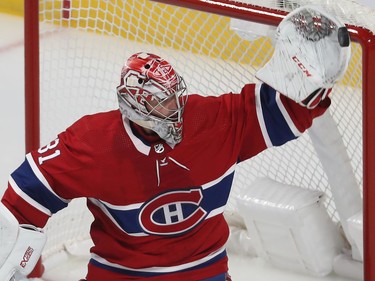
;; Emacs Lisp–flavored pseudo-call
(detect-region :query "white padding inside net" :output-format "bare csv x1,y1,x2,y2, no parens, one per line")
236,177,344,276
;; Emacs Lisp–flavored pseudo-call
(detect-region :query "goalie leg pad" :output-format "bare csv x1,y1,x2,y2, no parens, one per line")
0,203,46,280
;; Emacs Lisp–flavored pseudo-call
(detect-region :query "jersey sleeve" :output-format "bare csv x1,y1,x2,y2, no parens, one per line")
236,83,330,161
1,118,96,227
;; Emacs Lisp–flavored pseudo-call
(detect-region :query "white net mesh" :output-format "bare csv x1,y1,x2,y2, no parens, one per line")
34,0,367,260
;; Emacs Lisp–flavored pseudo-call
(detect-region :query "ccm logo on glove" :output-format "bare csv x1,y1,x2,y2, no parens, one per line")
19,246,34,268
292,56,312,77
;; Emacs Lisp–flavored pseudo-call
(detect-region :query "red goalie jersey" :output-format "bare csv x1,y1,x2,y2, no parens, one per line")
2,83,329,280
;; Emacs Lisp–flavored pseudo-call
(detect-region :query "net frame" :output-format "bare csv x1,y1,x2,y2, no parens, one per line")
23,0,375,279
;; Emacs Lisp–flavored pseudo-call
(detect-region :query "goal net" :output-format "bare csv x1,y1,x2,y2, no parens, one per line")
24,0,375,279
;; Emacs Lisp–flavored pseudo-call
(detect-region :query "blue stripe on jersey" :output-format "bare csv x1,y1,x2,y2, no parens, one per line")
201,172,233,210
100,172,234,235
105,207,142,234
203,273,227,281
89,250,227,277
260,84,297,146
11,160,68,213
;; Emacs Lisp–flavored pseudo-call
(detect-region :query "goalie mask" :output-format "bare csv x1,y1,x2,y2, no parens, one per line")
116,52,187,147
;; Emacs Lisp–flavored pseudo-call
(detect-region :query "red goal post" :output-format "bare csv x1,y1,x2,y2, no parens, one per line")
23,0,375,279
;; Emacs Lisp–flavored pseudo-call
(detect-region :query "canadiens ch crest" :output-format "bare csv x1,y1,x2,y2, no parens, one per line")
138,188,208,236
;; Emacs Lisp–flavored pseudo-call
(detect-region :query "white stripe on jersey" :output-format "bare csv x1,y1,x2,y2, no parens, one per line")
201,163,236,190
206,206,226,219
88,198,148,237
91,245,226,274
254,83,273,148
97,199,143,211
275,91,302,137
26,153,71,204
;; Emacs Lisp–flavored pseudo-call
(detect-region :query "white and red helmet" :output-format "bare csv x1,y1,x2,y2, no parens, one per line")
116,52,187,146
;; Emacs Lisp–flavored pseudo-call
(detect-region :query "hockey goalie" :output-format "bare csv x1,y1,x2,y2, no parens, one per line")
0,5,350,281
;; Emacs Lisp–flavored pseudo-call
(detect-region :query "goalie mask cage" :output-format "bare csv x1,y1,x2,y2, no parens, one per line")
24,0,375,279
